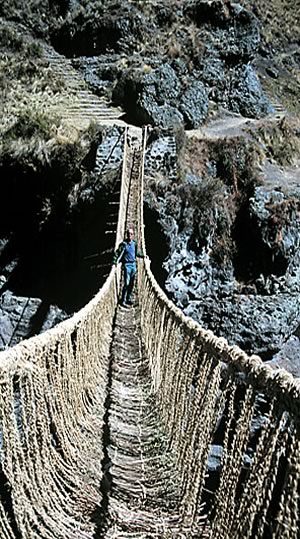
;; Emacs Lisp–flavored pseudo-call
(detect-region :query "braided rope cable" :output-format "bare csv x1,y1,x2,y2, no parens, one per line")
273,431,300,539
0,499,15,539
230,408,288,539
0,128,130,537
210,384,256,538
137,126,300,536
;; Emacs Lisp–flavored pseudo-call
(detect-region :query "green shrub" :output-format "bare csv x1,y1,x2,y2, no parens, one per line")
0,24,24,51
26,41,43,58
255,117,300,166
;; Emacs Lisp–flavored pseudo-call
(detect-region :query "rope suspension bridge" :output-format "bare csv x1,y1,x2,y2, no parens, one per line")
0,127,299,539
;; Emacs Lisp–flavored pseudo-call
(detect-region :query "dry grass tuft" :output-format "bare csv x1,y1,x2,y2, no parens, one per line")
253,117,300,166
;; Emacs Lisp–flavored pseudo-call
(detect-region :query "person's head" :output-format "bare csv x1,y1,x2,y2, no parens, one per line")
126,228,134,241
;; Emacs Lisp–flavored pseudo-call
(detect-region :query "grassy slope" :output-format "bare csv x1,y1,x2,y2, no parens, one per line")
0,17,95,169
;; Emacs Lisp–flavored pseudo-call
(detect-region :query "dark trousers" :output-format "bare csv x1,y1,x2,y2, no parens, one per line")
121,262,136,304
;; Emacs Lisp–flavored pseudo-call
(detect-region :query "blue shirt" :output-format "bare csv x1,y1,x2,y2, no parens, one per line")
123,240,136,263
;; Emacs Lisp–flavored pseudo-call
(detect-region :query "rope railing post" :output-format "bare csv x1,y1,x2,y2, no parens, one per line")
139,125,148,254
137,125,148,299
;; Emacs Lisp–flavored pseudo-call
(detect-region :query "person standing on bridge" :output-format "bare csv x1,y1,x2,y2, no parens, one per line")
113,227,145,307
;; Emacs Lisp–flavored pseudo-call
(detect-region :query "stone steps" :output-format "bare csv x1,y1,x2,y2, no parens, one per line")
270,103,286,114
42,44,123,124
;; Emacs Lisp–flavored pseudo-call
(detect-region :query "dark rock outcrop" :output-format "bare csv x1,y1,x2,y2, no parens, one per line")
144,126,300,359
0,286,67,351
266,335,300,378
167,181,300,356
228,64,273,117
184,0,261,61
0,127,123,350
113,64,186,128
51,3,151,57
179,81,209,128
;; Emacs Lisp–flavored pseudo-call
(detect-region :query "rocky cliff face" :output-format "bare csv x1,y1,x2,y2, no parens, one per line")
0,123,123,350
144,117,300,361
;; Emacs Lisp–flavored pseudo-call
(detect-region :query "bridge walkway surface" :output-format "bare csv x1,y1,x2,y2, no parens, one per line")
98,140,192,538
101,302,183,538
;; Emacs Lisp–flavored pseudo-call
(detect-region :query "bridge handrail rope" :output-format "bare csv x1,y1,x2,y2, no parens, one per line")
138,126,300,537
0,128,130,538
0,127,130,370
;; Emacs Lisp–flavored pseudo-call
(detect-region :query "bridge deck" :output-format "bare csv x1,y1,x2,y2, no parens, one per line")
102,302,182,537
98,138,183,536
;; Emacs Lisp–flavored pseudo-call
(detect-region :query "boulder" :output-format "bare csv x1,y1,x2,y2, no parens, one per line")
146,63,181,103
229,64,273,117
114,63,210,128
266,335,300,378
199,54,227,90
185,1,260,62
0,290,68,351
184,292,300,356
113,64,185,128
179,81,209,128
216,4,261,62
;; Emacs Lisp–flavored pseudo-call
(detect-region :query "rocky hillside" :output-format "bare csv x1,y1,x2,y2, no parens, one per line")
240,0,300,115
145,116,300,366
0,0,299,371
